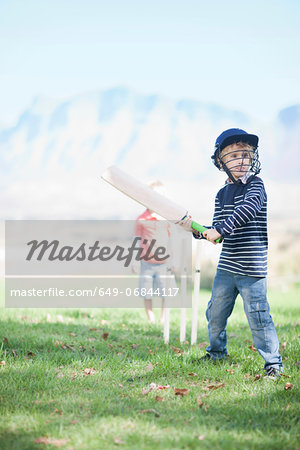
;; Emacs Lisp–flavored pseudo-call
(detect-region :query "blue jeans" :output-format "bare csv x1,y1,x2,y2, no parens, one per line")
206,269,283,370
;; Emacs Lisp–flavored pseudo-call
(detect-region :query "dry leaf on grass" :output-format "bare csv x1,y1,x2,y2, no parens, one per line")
142,383,156,395
197,397,204,408
198,435,206,440
174,388,189,396
172,346,184,357
89,328,98,332
188,372,198,377
0,361,5,366
82,367,98,376
284,383,293,390
248,345,257,352
131,344,138,349
198,342,208,349
139,409,160,417
226,369,235,374
206,383,225,391
146,362,153,372
114,438,125,445
34,437,68,447
102,332,109,339
51,409,63,416
254,374,262,381
155,396,164,402
157,385,170,390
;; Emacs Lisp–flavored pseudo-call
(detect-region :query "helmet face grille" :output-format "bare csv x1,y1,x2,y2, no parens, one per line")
212,144,261,182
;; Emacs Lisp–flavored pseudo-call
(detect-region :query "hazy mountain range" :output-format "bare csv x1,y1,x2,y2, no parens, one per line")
1,87,299,221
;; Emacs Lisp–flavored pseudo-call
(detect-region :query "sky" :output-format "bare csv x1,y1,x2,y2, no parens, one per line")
0,0,300,125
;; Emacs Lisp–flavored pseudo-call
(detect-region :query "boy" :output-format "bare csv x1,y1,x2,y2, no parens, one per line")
179,128,283,378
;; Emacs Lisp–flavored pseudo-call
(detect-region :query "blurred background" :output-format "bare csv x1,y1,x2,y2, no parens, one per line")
1,0,300,289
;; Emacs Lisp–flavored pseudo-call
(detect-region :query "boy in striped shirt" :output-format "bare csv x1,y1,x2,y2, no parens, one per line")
180,128,283,378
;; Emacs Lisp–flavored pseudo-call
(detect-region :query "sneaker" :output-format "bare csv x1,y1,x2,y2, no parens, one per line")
264,367,281,379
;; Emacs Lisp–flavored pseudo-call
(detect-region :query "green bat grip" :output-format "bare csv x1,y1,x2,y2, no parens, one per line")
191,221,222,244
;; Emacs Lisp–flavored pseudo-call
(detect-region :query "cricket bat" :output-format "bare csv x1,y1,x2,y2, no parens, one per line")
101,166,221,242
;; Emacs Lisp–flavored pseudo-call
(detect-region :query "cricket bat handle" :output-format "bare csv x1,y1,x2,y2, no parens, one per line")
191,221,222,244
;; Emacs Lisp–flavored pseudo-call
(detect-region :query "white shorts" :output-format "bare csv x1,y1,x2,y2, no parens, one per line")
138,260,175,299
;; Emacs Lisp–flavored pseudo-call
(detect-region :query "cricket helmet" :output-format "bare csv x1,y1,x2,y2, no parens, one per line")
211,128,261,182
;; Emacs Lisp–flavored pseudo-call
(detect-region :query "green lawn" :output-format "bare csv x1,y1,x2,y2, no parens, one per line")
0,283,299,449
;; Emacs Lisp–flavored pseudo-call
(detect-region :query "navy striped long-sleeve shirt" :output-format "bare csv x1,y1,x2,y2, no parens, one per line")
203,176,268,277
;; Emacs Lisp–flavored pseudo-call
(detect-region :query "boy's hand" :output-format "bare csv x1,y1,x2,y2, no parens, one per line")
203,228,222,244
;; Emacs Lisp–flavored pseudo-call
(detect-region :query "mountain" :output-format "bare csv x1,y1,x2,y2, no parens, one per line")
0,87,299,220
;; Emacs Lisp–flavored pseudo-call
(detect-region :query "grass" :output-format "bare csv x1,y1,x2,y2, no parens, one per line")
0,282,299,449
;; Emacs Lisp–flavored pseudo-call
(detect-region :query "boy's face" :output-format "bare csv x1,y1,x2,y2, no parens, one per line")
220,143,252,180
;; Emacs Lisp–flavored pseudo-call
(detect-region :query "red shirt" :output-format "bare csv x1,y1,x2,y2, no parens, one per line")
134,210,171,264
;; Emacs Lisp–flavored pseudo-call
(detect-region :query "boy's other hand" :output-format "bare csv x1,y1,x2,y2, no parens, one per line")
203,228,222,244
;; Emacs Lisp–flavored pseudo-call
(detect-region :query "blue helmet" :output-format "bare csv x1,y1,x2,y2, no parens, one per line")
212,128,261,182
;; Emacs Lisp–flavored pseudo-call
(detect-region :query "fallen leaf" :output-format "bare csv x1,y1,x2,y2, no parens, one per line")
281,342,287,349
207,383,225,390
198,434,206,440
114,438,125,445
174,388,189,396
102,332,109,340
172,346,184,357
3,337,9,344
54,341,63,347
100,319,108,325
82,368,98,376
56,372,65,379
142,383,157,395
155,396,164,402
51,409,63,416
131,344,138,349
139,409,160,417
249,345,257,352
88,338,95,342
188,372,198,377
68,332,76,337
70,420,79,424
50,439,68,447
56,315,64,323
285,403,291,411
11,349,17,357
198,341,208,349
34,437,52,445
0,361,5,366
148,349,154,355
204,404,210,412
146,362,153,372
284,383,293,390
34,437,68,447
226,369,235,374
89,328,98,332
157,385,170,390
254,374,262,381
197,396,204,408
